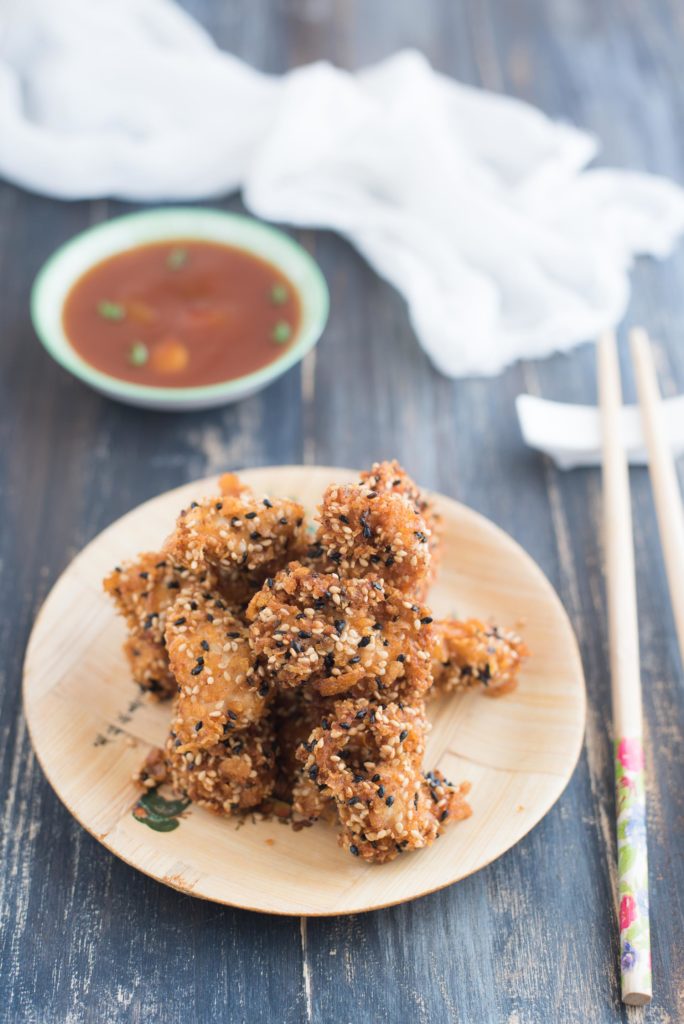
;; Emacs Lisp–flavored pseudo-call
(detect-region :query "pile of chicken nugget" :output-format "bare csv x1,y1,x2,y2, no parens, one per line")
104,462,527,864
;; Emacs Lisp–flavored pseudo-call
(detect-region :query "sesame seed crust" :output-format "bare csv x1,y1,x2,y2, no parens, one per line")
359,460,443,584
163,487,307,604
245,562,434,702
296,697,471,863
313,475,432,597
165,586,270,747
430,618,528,696
103,551,218,699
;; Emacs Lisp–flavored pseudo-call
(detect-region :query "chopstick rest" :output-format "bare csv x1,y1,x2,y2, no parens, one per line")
597,331,652,1007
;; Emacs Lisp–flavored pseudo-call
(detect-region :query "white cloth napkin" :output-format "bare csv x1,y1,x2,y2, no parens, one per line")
516,393,684,469
3,0,684,378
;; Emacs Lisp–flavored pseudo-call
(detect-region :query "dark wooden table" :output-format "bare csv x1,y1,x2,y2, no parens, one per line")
3,2,683,1021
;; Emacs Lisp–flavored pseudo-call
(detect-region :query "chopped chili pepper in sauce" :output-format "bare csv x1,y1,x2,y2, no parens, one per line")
62,240,301,387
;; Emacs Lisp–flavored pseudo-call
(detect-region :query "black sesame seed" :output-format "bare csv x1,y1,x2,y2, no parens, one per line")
399,730,408,742
190,664,203,676
334,619,346,634
166,580,180,590
190,501,199,509
245,511,257,519
139,571,149,580
339,514,349,524
371,581,383,591
215,502,223,510
258,681,269,696
355,709,368,719
263,498,273,508
190,601,198,611
420,616,433,625
321,718,330,730
396,653,406,663
385,796,394,807
173,617,186,626
384,556,395,567
298,630,312,640
308,765,319,780
250,531,261,540
200,640,209,651
226,631,240,639
372,774,381,783
206,613,214,622
194,721,203,731
348,797,360,805
377,786,385,797
349,655,361,664
349,845,359,856
279,517,288,525
357,636,371,648
440,809,449,821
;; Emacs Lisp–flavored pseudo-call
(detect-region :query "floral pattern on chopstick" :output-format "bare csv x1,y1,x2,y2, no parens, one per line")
615,737,652,996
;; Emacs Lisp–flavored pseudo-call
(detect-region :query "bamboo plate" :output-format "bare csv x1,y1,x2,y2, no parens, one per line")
23,466,585,916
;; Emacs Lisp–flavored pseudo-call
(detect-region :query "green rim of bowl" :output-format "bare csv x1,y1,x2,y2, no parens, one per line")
31,208,330,406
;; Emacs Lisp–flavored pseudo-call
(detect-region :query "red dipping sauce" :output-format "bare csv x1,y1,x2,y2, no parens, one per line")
62,240,301,388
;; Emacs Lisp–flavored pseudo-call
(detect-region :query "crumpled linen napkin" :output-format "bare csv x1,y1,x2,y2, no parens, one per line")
3,0,684,378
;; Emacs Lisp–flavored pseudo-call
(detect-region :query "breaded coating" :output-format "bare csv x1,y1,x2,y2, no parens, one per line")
272,691,336,819
103,551,215,698
359,460,442,576
164,488,308,602
165,586,270,748
246,563,434,702
313,479,432,596
298,698,471,862
431,618,528,695
138,720,276,815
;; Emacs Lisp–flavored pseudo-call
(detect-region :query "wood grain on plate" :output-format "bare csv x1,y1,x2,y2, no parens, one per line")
23,466,585,916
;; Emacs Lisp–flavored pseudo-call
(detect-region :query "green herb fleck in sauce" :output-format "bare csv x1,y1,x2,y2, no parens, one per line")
166,247,188,270
272,321,292,344
97,300,126,321
270,283,289,306
128,341,149,367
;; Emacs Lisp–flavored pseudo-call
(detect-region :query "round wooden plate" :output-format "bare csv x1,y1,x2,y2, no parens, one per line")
23,466,585,916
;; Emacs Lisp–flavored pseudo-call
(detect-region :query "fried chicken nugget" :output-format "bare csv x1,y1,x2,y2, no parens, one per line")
431,618,528,695
165,587,271,748
137,721,276,815
313,478,432,596
298,698,471,862
246,562,434,702
103,552,216,698
164,487,308,603
359,460,443,576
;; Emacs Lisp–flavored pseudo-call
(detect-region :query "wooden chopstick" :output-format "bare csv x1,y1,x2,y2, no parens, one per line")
597,331,652,1007
630,327,684,665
